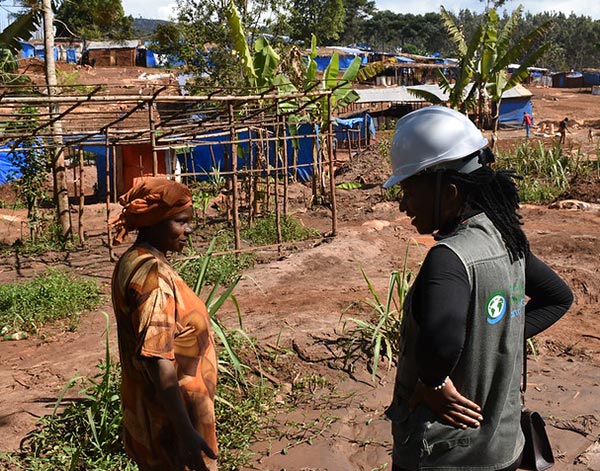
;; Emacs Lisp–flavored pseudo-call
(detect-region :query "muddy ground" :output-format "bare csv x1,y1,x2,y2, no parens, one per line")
0,78,600,470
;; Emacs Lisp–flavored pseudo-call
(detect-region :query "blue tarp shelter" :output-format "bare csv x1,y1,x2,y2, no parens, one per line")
314,47,369,72
181,123,319,183
19,41,35,59
66,48,77,63
0,145,23,185
499,99,533,124
583,71,600,86
333,114,376,146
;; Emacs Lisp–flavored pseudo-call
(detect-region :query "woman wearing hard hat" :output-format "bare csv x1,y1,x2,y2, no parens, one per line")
383,107,572,471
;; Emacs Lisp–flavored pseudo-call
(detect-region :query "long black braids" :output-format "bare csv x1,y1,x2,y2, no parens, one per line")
447,164,530,263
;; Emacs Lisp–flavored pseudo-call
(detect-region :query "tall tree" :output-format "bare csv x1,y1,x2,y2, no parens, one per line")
55,0,133,39
339,0,375,46
287,0,345,45
42,0,71,240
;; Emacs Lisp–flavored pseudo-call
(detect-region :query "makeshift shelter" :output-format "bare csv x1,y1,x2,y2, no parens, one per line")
498,84,533,124
90,142,178,198
583,69,600,86
552,71,585,88
314,47,369,72
181,124,320,184
19,41,35,59
87,40,138,67
333,114,376,149
0,146,17,185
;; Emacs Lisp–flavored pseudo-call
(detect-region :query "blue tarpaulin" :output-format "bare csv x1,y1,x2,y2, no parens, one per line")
19,41,35,59
583,71,600,86
66,48,77,63
0,145,23,185
499,98,533,124
181,124,319,183
333,114,376,144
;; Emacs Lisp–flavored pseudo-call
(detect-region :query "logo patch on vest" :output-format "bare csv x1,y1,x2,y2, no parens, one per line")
486,291,507,324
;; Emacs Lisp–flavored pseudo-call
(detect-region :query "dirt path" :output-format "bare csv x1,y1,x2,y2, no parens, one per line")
1,201,599,470
1,85,599,469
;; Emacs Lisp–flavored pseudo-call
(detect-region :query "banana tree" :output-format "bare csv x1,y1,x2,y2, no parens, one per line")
409,4,552,132
480,7,552,132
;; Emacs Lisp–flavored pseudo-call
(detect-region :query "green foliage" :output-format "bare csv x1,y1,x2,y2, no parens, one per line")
495,140,594,203
0,269,102,334
56,0,133,40
241,213,320,246
0,5,43,55
1,313,272,471
287,0,346,45
5,107,49,226
339,249,414,381
177,233,254,288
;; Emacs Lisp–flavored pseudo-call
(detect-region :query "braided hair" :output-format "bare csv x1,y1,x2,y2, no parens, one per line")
446,164,530,263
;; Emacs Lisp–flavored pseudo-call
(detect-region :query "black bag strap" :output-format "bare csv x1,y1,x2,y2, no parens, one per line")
521,331,528,404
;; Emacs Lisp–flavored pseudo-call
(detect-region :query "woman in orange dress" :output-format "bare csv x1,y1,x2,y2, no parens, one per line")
111,178,218,471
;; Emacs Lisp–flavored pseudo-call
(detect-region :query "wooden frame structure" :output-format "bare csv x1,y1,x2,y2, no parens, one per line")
0,83,338,259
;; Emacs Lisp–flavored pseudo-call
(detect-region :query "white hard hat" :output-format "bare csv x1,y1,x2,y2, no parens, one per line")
383,106,488,188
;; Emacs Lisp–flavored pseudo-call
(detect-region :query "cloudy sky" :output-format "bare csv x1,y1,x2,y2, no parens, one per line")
122,0,600,21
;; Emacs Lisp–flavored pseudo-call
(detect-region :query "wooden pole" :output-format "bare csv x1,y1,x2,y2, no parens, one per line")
105,131,115,261
112,144,118,203
149,101,158,176
248,129,255,225
228,103,241,251
274,115,282,254
311,125,318,203
78,147,85,246
282,114,289,217
327,94,338,236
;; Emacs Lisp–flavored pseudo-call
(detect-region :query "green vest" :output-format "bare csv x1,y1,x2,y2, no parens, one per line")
387,213,526,470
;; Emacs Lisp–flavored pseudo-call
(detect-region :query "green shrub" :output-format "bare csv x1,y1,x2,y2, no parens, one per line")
0,269,102,333
177,232,254,287
241,213,319,246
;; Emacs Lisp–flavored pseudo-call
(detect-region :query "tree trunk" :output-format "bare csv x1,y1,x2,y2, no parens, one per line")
42,0,71,240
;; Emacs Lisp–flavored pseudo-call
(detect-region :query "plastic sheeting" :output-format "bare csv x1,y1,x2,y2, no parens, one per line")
0,145,23,185
333,114,376,144
19,41,35,59
181,123,320,183
499,98,533,124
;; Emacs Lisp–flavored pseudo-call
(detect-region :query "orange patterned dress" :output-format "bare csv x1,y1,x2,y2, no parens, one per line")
111,242,218,471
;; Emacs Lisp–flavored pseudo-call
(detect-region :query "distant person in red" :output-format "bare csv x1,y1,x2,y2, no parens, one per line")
559,117,570,145
522,112,533,139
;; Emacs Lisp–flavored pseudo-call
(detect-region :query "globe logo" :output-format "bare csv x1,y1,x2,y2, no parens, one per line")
486,292,507,324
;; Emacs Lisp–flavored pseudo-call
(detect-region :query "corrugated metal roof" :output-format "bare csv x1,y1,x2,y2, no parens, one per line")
354,83,532,104
500,83,533,99
87,40,139,50
354,86,426,103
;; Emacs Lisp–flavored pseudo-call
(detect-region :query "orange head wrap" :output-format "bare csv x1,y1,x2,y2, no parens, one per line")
111,177,192,244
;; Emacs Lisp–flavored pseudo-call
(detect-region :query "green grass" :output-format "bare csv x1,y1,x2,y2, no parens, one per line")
177,232,255,287
241,213,320,246
0,269,102,334
0,315,273,471
338,246,414,381
496,140,598,203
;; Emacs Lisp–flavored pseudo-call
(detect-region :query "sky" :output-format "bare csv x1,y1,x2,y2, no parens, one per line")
119,0,600,21
0,0,598,29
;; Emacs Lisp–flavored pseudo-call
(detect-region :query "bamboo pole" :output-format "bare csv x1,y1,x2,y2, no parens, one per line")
78,148,85,246
248,129,255,225
112,144,118,203
327,94,338,236
149,101,158,176
228,103,241,251
105,131,115,262
311,125,318,203
274,114,282,255
282,114,289,217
